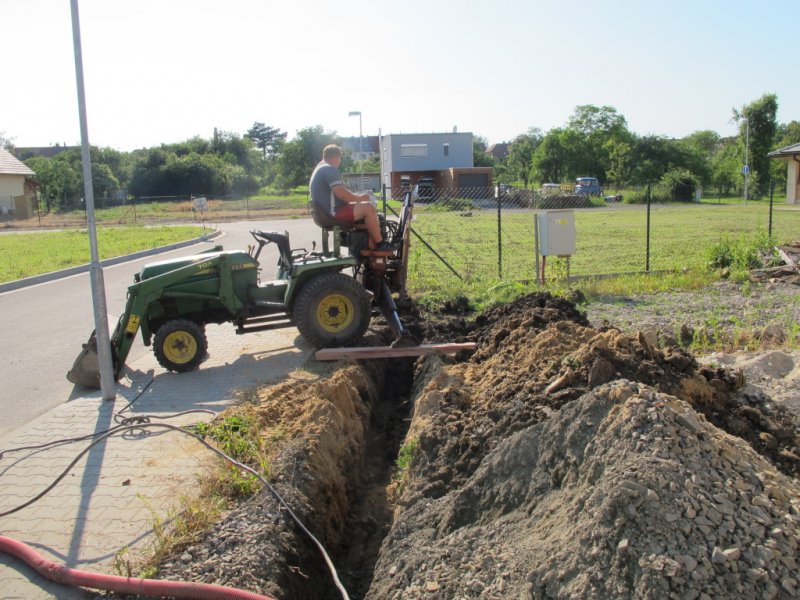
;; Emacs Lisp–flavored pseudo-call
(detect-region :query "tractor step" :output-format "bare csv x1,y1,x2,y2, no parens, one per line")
314,342,476,361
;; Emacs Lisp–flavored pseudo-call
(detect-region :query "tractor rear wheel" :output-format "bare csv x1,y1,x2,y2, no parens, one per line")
153,319,207,373
293,272,371,348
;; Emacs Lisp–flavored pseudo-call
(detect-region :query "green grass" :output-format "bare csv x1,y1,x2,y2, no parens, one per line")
0,225,206,283
406,202,800,299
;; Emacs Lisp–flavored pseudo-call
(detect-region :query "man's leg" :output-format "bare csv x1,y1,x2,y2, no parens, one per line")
352,202,382,246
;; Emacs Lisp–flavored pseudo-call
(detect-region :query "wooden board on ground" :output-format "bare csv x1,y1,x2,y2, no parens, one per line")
315,342,476,361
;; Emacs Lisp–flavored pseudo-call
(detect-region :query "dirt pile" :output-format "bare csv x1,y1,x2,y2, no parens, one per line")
365,292,800,598
368,380,800,599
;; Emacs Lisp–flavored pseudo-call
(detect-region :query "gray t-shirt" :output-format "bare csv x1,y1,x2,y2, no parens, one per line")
309,161,344,216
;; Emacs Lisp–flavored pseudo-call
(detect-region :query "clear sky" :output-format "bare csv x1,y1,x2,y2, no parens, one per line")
2,0,797,151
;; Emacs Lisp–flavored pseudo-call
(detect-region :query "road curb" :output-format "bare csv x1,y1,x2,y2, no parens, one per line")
0,229,223,294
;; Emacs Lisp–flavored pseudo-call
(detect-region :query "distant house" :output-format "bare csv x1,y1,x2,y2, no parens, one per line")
380,131,492,193
341,136,379,162
0,148,37,219
486,142,509,161
768,143,800,204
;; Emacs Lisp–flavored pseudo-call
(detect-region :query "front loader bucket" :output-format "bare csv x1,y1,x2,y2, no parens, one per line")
66,332,102,388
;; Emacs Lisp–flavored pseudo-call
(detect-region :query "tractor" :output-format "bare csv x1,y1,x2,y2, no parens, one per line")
67,193,416,388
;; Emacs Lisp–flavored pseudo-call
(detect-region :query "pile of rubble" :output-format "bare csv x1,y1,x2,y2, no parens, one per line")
751,242,800,285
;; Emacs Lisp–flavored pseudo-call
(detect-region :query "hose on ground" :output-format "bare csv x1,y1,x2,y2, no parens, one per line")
0,421,351,600
0,534,274,600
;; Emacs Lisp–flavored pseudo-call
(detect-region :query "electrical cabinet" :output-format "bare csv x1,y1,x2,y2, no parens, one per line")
537,210,576,256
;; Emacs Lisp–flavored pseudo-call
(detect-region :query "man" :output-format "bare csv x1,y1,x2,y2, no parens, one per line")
309,144,393,251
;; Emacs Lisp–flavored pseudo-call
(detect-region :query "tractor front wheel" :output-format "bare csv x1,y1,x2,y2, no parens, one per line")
293,273,371,348
153,319,208,373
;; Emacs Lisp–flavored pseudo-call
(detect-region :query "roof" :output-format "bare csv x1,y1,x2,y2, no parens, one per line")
0,148,35,176
768,142,800,158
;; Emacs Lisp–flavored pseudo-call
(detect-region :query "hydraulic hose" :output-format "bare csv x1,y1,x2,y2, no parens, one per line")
0,534,274,600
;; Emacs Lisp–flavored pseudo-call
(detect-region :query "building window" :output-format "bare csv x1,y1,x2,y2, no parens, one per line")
443,143,449,157
400,144,428,158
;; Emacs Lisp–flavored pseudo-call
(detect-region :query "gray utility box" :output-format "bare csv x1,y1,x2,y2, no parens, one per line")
537,210,576,256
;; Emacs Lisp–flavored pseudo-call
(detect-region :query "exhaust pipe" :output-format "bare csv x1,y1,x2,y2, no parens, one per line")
66,331,102,389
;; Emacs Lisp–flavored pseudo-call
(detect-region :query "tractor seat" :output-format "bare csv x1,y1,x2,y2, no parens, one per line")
309,202,365,231
255,230,293,272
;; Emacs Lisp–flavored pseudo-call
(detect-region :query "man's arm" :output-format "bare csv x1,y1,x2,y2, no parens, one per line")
332,184,369,204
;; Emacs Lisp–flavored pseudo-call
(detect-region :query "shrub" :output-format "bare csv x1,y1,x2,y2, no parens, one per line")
706,232,775,280
660,168,699,202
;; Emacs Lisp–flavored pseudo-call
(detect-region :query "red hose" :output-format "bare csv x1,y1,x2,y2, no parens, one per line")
0,534,275,600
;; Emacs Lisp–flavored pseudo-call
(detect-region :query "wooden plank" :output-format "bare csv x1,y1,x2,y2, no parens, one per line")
776,246,800,268
315,342,476,361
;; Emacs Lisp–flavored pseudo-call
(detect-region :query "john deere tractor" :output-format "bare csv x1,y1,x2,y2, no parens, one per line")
68,194,415,388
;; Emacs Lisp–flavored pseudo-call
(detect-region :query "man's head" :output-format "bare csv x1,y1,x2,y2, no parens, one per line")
322,144,342,167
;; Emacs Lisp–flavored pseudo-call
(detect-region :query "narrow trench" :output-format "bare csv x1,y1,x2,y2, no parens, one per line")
322,357,417,600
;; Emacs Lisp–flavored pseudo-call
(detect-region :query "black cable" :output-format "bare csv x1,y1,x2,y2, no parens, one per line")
0,422,350,600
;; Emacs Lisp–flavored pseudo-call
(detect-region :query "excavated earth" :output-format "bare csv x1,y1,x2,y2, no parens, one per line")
155,292,800,600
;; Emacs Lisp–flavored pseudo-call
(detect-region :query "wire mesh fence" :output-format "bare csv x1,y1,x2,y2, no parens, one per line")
401,184,800,294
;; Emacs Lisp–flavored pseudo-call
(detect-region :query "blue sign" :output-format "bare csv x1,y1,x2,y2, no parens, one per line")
742,165,750,175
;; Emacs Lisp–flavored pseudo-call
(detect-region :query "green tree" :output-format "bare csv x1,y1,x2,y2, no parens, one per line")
506,129,542,187
564,105,632,181
274,126,340,188
24,156,82,212
0,131,14,150
246,122,286,158
531,129,570,184
733,93,778,197
604,138,632,190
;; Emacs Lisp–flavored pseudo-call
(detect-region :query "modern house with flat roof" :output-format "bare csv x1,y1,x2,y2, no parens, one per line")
380,131,492,194
768,142,800,204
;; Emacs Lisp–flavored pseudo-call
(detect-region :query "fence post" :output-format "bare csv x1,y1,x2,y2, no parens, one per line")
768,179,774,239
381,183,387,217
496,185,502,279
646,183,651,272
133,196,137,224
246,195,250,220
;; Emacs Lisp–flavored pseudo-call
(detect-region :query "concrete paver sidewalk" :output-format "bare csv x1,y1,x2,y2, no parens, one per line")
0,323,311,599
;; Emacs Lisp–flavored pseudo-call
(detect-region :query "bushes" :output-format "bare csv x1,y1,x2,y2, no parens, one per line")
706,232,775,280
624,168,700,204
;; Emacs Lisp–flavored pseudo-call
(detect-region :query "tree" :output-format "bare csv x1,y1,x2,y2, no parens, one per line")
24,156,82,212
733,93,778,197
274,126,339,188
564,105,632,182
531,129,569,184
246,122,286,159
0,131,13,150
506,129,542,187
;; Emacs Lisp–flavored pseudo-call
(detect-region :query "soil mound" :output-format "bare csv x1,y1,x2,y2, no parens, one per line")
368,380,800,599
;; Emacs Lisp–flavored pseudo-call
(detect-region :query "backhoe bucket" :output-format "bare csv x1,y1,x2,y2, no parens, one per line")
67,332,102,388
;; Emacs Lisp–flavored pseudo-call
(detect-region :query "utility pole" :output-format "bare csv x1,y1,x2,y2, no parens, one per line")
349,111,363,191
71,0,116,400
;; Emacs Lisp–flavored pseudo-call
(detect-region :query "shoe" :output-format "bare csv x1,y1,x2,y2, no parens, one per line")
375,241,395,252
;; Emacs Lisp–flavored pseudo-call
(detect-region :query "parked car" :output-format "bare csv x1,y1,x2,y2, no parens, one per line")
416,176,435,202
574,177,602,196
540,183,561,196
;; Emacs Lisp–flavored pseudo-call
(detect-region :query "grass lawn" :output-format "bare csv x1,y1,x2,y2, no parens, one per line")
0,225,206,283
407,202,800,298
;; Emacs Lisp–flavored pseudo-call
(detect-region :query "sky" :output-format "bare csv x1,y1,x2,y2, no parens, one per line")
1,0,798,151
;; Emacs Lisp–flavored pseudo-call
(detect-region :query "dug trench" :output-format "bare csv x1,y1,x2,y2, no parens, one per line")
158,293,800,600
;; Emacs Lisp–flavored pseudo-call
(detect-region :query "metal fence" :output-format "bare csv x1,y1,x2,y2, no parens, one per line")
396,184,800,293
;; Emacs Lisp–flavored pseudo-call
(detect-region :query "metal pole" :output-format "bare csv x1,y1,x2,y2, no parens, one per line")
646,183,651,272
534,212,541,285
496,184,502,278
70,0,115,400
358,113,363,192
768,178,774,239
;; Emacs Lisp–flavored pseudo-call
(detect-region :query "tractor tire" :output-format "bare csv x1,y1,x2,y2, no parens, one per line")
293,272,371,348
153,319,208,373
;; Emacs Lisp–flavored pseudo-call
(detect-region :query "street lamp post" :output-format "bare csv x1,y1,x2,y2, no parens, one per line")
348,111,362,191
742,117,750,204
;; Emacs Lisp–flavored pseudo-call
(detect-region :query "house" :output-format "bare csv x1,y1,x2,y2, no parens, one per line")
768,143,800,204
341,136,379,162
0,148,37,219
486,142,510,161
379,131,492,193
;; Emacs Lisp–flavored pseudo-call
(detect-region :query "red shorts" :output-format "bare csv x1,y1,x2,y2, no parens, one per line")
334,204,355,220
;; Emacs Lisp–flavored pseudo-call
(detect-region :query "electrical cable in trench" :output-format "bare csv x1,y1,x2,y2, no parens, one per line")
0,421,351,600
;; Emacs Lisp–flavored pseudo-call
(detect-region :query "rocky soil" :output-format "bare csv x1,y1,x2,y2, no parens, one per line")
149,282,799,600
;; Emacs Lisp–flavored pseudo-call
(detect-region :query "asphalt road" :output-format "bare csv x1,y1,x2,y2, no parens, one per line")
0,218,320,440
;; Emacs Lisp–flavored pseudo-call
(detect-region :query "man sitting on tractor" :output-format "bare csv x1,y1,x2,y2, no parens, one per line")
309,144,393,252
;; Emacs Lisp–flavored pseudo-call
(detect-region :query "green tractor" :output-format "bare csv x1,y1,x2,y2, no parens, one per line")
68,195,416,388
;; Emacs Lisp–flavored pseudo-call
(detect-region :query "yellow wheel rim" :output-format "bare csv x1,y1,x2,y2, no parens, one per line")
316,293,355,333
163,330,198,364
